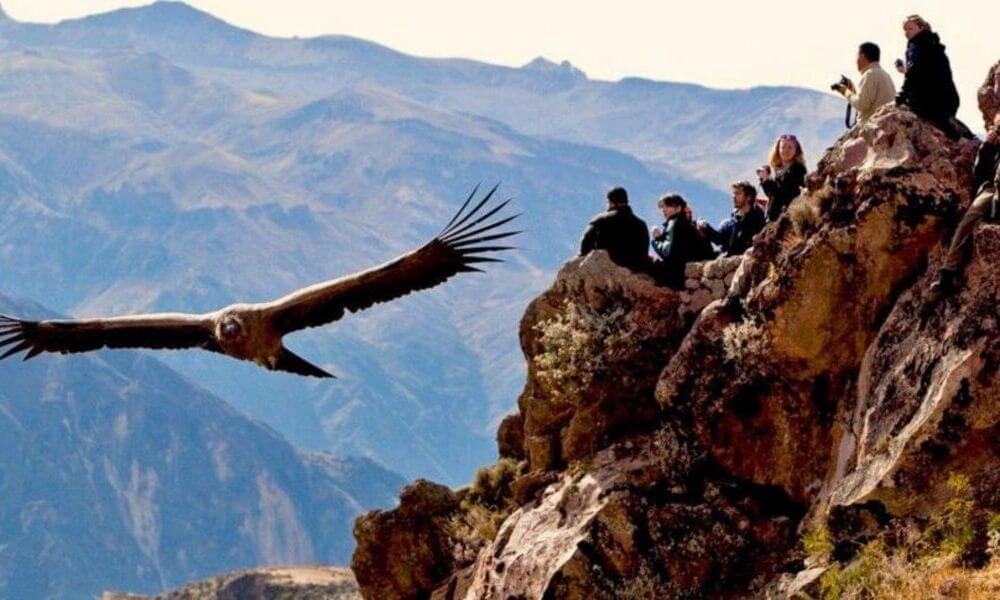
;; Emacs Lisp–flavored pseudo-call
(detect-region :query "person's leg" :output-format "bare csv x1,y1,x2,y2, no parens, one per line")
942,193,992,272
933,192,993,294
937,117,960,141
913,106,960,140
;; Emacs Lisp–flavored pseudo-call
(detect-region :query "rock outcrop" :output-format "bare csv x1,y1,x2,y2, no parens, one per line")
103,566,360,599
352,69,1000,599
515,252,686,471
352,480,466,600
658,106,980,502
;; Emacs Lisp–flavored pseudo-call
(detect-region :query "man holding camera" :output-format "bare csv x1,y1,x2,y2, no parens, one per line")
930,112,1000,297
833,42,896,125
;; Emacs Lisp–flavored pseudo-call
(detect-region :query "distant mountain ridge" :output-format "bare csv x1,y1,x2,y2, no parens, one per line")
0,0,845,188
0,1,844,488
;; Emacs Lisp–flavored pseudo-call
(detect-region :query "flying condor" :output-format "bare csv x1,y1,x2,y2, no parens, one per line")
0,185,519,378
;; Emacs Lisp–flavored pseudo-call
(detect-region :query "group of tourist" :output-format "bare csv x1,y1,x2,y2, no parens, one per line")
579,14,995,296
578,131,804,289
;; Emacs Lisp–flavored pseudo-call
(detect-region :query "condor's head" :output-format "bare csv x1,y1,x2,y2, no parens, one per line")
214,311,253,356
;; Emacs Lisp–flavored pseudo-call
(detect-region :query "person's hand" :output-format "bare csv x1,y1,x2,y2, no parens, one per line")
651,226,663,238
696,219,709,230
832,83,847,95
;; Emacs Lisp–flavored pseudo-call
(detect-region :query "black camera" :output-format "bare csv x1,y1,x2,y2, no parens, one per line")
830,75,851,91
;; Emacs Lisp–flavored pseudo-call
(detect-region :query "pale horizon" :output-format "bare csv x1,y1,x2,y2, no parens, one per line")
3,0,997,127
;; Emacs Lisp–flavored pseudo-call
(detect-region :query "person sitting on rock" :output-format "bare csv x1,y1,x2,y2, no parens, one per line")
832,42,897,124
758,134,807,222
930,112,1000,296
650,194,701,288
697,181,766,257
895,14,961,139
579,186,650,272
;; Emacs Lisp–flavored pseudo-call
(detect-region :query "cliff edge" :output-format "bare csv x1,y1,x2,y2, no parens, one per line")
353,64,1000,599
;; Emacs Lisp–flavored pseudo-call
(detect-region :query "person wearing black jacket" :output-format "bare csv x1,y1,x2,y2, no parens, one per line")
896,15,961,138
650,194,700,288
698,181,766,257
579,186,650,272
930,113,1000,296
758,134,807,222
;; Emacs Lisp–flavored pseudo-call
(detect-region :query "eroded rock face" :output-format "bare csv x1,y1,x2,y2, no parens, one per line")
516,252,684,470
440,428,801,600
830,225,1000,514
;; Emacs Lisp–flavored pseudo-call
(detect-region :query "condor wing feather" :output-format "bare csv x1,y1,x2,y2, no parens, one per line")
0,313,219,361
265,184,520,334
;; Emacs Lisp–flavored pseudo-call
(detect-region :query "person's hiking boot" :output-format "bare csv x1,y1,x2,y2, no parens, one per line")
928,269,958,299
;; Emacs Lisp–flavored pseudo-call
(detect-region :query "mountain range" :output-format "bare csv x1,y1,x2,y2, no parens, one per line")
0,0,845,489
0,293,404,598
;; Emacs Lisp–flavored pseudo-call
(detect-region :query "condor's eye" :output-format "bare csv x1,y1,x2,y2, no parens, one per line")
221,321,241,337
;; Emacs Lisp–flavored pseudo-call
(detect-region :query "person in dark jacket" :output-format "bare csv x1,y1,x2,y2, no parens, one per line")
758,134,807,222
579,186,650,272
698,181,766,257
896,15,961,138
650,194,701,288
930,113,1000,296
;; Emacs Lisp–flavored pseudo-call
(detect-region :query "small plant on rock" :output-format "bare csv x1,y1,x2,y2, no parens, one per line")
722,317,772,372
533,295,656,405
456,458,525,542
802,520,834,564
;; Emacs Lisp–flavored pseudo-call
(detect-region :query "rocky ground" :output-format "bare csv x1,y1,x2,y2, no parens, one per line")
103,567,360,599
351,63,1000,599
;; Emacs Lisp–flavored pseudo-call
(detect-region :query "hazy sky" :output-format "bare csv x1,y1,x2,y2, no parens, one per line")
4,1,997,126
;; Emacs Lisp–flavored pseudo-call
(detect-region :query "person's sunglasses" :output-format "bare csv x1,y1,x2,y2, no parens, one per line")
779,134,798,142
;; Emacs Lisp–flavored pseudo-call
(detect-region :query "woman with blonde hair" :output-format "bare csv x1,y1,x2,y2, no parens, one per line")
757,133,807,222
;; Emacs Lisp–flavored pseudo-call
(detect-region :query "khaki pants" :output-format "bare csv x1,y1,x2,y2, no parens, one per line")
941,189,998,274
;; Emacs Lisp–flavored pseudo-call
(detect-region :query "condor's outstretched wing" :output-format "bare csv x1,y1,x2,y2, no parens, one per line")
265,184,520,335
0,313,219,361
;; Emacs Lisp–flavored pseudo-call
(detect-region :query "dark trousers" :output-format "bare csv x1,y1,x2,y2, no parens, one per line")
941,189,998,274
650,259,686,289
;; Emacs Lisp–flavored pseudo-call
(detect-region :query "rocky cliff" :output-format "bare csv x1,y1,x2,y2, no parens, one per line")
351,63,1000,599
